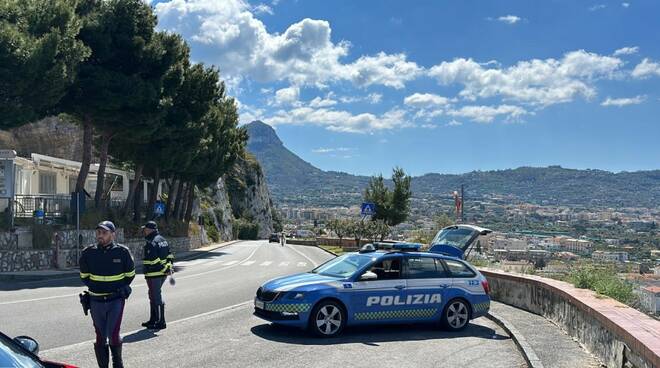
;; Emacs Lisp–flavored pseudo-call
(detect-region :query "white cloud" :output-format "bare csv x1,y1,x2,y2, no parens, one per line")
613,46,639,56
420,124,438,129
253,3,273,15
631,58,660,79
589,4,607,11
344,52,423,89
367,93,382,104
404,93,451,108
265,106,411,133
622,2,630,7
260,87,273,94
446,120,463,126
497,15,522,24
312,147,352,153
154,0,422,89
447,105,528,123
601,95,646,107
309,96,337,108
428,50,624,106
273,86,300,106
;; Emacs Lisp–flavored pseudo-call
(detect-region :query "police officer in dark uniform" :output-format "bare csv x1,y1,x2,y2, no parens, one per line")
79,221,135,368
140,221,173,330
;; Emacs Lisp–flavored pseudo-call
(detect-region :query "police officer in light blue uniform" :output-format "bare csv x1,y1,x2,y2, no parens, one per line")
141,221,173,330
79,221,135,368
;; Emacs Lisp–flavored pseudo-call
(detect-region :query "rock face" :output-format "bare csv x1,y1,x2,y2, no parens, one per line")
209,177,235,241
0,117,85,161
224,155,275,239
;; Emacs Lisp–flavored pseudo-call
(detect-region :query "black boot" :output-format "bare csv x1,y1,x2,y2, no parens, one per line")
141,303,157,327
109,344,124,368
150,304,166,330
94,343,109,368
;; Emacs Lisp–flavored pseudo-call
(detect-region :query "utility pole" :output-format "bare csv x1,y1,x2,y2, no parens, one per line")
461,184,465,222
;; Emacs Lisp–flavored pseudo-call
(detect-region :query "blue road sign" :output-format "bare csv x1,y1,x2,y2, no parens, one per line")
361,202,376,216
154,201,166,216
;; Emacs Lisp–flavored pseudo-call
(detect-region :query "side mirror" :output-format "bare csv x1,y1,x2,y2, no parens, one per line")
14,336,39,355
360,271,378,281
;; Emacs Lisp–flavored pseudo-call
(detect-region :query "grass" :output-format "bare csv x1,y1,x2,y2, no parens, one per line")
318,245,345,256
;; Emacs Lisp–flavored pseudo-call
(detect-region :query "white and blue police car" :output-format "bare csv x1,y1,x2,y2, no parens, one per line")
254,225,492,337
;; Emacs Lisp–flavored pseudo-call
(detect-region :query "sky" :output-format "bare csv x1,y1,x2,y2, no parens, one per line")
149,0,660,177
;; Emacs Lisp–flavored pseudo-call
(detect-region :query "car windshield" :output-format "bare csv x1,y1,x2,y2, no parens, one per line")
311,254,374,278
431,227,477,250
0,335,44,368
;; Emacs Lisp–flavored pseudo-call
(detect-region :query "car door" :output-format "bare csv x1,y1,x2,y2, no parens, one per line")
349,256,407,324
402,255,452,321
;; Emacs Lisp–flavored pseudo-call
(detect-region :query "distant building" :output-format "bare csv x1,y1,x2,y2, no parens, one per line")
558,237,593,254
592,251,629,263
639,286,660,315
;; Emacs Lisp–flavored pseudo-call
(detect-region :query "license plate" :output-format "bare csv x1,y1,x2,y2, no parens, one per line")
255,299,264,309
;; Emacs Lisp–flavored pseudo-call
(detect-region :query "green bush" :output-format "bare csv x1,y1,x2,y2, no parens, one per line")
233,218,259,240
32,224,54,249
568,265,637,305
200,212,219,242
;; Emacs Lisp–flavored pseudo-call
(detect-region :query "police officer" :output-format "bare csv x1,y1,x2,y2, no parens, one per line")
79,221,135,368
140,221,173,330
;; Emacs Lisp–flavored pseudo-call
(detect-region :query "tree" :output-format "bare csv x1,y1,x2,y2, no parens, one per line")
363,167,412,226
435,213,454,230
62,0,184,200
0,0,89,129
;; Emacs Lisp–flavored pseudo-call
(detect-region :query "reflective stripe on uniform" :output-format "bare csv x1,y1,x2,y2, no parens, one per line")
80,272,91,279
143,258,167,265
88,291,113,296
88,270,135,282
145,270,167,277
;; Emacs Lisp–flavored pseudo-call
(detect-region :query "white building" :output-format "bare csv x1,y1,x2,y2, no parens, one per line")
639,286,660,315
592,251,629,263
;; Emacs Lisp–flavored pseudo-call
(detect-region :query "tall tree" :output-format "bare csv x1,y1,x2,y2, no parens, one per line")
63,0,185,202
363,167,412,226
0,0,89,129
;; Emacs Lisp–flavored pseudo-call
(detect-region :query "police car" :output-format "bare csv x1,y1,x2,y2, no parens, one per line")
254,225,492,337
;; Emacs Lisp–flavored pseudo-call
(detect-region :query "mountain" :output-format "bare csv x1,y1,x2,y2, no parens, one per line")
245,121,660,208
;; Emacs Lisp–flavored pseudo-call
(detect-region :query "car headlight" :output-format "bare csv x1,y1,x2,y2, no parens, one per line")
288,292,305,300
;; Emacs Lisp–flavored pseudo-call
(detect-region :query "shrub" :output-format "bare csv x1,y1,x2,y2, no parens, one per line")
568,265,637,305
233,218,259,240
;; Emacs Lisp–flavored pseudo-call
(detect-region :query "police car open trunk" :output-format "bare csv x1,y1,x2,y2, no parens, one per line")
428,225,492,259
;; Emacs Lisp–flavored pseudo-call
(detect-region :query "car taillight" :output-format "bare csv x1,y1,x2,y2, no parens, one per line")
481,279,490,295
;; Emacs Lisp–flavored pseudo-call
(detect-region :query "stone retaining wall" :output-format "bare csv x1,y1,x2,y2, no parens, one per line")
0,228,204,272
481,269,660,368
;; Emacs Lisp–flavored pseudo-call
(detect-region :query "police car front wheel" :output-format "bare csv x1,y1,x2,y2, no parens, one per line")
309,301,346,337
442,299,470,331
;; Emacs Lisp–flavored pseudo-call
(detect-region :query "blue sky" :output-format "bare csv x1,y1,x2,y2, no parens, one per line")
151,0,660,177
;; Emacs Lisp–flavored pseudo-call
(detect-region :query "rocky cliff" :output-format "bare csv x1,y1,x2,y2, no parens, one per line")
0,116,86,161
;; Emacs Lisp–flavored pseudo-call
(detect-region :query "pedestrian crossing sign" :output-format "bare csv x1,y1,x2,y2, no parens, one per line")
361,202,376,216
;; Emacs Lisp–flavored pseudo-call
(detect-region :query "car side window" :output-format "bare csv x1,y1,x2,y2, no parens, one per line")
366,257,402,280
443,259,476,278
405,256,442,279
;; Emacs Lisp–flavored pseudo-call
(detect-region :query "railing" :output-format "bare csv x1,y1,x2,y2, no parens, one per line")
13,195,71,218
13,194,135,220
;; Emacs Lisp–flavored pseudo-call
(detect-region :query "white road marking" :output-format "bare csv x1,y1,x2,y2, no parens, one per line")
278,262,290,267
259,261,273,266
42,301,251,355
286,244,321,267
1,242,257,305
240,261,256,266
297,262,307,267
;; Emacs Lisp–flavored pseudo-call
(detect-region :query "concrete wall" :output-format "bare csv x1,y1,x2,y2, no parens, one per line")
481,269,660,368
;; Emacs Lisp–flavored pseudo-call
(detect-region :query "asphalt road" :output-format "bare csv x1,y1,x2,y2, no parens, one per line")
1,241,525,367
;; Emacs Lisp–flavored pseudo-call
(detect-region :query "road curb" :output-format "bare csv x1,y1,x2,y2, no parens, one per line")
0,240,242,283
314,245,339,257
486,312,545,368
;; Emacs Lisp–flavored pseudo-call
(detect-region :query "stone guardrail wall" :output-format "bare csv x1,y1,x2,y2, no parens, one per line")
0,228,204,272
481,269,660,368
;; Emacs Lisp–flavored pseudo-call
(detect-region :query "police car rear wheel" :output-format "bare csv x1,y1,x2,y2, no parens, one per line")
442,300,470,331
310,301,345,337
